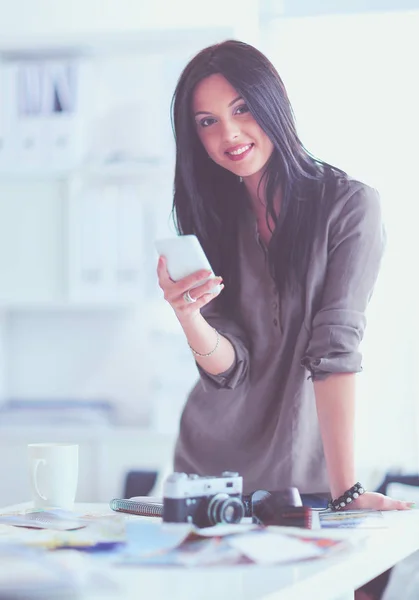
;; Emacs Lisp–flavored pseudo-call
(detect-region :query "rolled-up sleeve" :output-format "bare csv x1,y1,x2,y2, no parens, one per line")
301,184,385,381
196,299,250,391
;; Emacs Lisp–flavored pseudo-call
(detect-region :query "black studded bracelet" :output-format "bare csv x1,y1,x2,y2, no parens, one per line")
328,482,365,511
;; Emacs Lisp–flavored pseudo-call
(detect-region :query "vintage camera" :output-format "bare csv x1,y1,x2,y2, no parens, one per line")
162,471,245,528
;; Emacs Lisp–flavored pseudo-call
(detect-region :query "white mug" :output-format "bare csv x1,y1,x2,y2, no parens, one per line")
28,443,79,510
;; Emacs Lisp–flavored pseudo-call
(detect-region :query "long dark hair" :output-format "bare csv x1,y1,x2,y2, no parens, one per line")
171,39,346,312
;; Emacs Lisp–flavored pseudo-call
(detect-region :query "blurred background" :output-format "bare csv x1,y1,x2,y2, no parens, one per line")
0,0,418,506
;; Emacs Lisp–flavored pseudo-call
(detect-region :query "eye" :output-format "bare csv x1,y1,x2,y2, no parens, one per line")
234,104,250,115
199,117,217,128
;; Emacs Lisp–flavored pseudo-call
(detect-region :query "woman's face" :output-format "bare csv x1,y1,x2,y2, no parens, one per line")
192,74,274,181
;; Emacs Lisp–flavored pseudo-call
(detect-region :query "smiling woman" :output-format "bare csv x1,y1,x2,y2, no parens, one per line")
156,40,413,518
192,76,274,184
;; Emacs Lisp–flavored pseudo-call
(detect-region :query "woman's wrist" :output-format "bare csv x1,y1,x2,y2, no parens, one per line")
188,327,220,357
330,475,357,500
328,482,366,511
176,312,234,373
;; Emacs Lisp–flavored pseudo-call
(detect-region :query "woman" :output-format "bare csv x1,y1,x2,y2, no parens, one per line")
157,39,412,513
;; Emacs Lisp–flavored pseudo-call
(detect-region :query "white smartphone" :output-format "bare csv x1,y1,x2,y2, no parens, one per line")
154,235,222,294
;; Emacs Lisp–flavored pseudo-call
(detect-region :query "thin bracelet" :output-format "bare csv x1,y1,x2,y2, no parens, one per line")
188,328,220,357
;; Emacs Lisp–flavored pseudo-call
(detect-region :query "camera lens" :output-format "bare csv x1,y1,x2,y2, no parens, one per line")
207,493,245,525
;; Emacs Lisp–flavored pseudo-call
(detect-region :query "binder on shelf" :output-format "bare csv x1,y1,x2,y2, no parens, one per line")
0,64,18,172
0,58,84,175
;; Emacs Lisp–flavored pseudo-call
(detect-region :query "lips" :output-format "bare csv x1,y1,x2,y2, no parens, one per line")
225,143,254,162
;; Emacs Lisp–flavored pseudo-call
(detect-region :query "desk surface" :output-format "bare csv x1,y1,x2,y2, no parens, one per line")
1,502,419,600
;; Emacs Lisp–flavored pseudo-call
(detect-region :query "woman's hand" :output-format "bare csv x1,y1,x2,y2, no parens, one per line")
347,491,415,511
157,256,224,322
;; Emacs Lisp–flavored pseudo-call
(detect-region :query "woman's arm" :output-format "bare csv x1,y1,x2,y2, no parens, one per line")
178,311,236,375
314,373,356,499
157,256,249,389
314,372,413,510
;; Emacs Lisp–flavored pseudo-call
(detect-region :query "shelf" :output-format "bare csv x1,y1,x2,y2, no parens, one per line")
0,423,176,441
0,159,174,182
0,169,75,182
0,300,185,337
0,27,233,60
76,160,173,180
0,302,133,312
0,300,182,320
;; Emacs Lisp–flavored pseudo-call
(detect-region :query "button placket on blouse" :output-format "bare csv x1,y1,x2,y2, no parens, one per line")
250,213,282,331
272,283,281,329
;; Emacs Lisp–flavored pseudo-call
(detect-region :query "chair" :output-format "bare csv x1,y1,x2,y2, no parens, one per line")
375,473,419,496
123,470,158,498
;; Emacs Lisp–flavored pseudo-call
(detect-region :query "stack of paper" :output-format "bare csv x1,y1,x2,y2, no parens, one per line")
0,508,126,551
0,509,87,531
319,510,386,529
115,520,354,567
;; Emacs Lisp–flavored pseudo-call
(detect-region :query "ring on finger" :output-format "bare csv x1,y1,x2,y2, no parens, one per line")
183,290,196,304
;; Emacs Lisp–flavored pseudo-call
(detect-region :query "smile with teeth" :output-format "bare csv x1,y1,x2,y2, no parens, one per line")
227,143,253,156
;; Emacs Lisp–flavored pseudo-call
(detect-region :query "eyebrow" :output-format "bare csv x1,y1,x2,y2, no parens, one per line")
194,96,243,117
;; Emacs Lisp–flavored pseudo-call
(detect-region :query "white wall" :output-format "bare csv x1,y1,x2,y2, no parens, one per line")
0,0,235,37
0,0,260,49
263,10,419,475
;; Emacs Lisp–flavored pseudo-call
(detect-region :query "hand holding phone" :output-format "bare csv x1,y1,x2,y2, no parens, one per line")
155,235,222,295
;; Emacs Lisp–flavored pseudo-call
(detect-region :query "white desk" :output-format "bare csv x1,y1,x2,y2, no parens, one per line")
1,502,419,600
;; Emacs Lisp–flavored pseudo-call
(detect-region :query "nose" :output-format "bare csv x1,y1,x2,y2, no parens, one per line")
221,118,240,143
